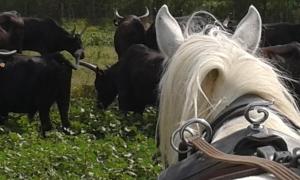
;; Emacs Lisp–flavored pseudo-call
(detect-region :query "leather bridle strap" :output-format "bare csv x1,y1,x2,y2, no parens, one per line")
190,137,300,180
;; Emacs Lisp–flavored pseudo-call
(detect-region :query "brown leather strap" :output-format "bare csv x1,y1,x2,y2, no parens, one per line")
190,137,300,180
198,164,263,179
209,166,262,180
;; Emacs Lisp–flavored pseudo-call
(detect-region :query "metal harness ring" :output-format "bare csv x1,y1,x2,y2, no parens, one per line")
171,127,194,154
171,118,212,153
244,101,274,129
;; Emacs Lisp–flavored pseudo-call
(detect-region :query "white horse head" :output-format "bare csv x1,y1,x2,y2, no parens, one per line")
156,5,300,167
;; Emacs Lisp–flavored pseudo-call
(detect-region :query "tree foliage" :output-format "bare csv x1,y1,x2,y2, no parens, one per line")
0,0,300,23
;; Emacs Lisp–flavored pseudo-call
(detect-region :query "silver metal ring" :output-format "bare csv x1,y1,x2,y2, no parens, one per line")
180,118,212,145
170,127,193,154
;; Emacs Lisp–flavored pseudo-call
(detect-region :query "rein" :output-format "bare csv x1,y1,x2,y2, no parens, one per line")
190,137,300,179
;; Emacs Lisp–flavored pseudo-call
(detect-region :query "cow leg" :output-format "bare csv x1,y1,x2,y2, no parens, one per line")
118,96,129,115
0,112,8,124
38,108,52,137
57,100,75,135
27,111,36,122
134,106,145,115
56,99,70,129
56,72,71,129
118,89,132,113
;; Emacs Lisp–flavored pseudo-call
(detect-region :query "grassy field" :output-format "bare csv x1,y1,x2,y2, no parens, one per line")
0,20,162,179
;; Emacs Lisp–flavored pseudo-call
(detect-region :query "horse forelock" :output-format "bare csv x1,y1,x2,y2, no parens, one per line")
158,31,300,166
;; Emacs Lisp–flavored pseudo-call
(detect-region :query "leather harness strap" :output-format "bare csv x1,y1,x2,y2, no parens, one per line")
208,166,263,180
211,94,300,135
190,136,300,180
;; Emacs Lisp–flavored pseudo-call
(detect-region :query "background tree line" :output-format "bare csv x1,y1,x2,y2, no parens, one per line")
1,0,300,24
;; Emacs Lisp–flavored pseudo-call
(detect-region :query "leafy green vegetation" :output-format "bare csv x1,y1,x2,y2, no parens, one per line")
0,20,162,179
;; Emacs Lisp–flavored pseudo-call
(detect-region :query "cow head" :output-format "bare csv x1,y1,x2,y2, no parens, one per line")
113,7,150,26
94,66,118,109
113,8,149,58
0,11,24,52
0,11,23,27
67,25,87,68
79,61,118,109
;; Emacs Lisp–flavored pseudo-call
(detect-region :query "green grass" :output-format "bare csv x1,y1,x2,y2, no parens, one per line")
0,20,162,179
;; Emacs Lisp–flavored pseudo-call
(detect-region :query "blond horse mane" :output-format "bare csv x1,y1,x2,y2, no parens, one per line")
158,30,300,166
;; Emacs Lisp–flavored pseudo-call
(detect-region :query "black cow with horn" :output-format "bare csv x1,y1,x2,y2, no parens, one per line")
0,51,75,137
113,7,150,59
79,43,164,114
21,17,86,68
79,61,119,109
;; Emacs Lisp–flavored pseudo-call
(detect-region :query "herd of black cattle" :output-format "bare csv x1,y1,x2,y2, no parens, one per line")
0,9,300,136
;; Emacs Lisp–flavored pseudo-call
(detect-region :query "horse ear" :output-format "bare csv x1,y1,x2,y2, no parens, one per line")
222,16,230,27
233,5,262,53
155,5,184,58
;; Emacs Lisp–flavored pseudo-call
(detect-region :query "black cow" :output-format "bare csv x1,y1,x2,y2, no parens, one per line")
261,23,300,47
145,22,159,51
79,61,119,109
113,8,149,59
21,17,85,67
79,44,164,113
117,44,163,113
261,42,300,103
0,52,74,136
0,11,24,52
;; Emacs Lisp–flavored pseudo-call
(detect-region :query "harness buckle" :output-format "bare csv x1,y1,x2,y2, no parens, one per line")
256,145,276,160
292,148,300,168
274,151,293,163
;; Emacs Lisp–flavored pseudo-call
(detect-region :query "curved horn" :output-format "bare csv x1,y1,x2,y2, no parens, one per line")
223,16,230,27
0,49,17,56
79,60,97,72
114,9,124,19
139,7,149,19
